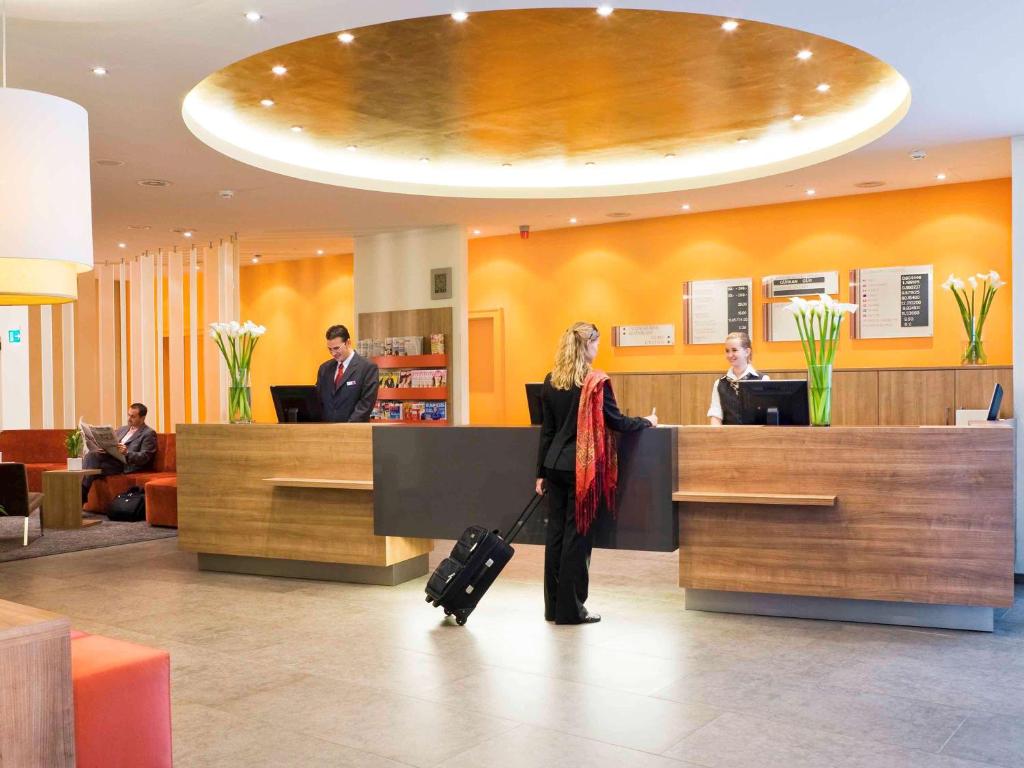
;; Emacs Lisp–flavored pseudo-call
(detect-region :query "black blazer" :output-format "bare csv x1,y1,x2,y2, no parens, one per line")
315,352,380,423
536,373,651,477
115,424,157,473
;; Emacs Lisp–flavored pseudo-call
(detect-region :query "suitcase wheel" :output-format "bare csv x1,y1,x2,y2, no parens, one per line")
443,608,452,616
455,616,467,626
425,595,433,603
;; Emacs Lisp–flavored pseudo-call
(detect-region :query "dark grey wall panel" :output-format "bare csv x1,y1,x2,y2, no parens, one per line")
372,426,677,552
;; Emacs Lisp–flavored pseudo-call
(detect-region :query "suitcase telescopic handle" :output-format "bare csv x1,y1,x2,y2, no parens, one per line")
503,493,545,544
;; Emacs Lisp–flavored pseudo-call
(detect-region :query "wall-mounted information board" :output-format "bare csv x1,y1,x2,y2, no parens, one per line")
849,265,933,339
763,302,802,342
683,278,752,344
762,271,839,298
612,324,675,347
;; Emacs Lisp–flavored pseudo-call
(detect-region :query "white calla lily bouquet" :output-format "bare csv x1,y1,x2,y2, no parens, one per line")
783,294,858,425
941,270,1003,365
209,320,267,422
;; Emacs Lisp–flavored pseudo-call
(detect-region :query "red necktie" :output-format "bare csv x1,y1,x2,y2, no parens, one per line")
333,362,344,389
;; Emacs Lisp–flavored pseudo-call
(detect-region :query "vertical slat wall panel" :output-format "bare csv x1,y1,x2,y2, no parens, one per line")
168,249,185,430
39,305,54,428
28,306,43,428
118,261,128,419
155,252,165,431
49,305,64,428
61,302,76,427
97,264,117,425
129,256,142,404
139,252,157,418
188,246,200,423
203,244,225,422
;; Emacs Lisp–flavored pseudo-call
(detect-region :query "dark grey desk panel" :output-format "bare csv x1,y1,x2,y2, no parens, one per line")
372,426,677,552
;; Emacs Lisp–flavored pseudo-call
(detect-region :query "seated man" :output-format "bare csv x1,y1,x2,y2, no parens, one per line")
82,402,157,503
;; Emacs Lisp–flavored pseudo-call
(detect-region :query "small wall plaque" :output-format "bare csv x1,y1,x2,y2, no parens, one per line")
612,324,676,347
430,267,452,300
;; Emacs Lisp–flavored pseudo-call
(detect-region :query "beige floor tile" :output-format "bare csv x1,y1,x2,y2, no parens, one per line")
941,713,1024,768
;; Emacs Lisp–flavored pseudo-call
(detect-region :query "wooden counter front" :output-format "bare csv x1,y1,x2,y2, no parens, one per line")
177,424,431,570
676,426,1015,608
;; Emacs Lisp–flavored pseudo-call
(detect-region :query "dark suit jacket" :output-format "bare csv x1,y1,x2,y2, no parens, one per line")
315,352,379,423
536,373,651,478
115,424,157,473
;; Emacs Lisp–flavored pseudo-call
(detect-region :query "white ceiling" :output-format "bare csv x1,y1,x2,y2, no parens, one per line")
7,0,1023,264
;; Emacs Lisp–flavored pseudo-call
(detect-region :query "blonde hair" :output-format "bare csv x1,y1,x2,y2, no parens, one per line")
551,322,599,389
724,331,753,361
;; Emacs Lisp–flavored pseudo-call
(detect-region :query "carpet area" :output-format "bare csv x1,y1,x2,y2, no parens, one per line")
0,512,176,562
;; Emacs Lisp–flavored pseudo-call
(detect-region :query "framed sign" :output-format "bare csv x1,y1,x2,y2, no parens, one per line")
683,278,752,344
612,324,675,347
430,267,452,300
849,265,933,339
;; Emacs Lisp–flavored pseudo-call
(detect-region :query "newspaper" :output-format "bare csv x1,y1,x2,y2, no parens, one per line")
79,419,126,463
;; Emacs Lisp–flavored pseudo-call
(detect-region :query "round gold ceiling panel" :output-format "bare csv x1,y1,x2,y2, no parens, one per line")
182,8,910,198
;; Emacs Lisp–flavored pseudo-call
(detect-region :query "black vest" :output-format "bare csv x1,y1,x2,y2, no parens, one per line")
717,371,765,425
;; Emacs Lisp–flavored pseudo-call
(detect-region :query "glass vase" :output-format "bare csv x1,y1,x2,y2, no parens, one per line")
228,379,253,424
961,320,987,365
807,363,833,427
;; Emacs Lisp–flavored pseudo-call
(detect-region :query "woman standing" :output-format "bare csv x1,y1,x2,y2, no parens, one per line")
707,331,770,425
535,322,656,624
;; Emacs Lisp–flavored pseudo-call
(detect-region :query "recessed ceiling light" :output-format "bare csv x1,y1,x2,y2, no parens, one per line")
92,66,108,76
721,19,739,31
569,217,578,224
251,255,261,263
680,204,691,211
419,157,430,164
451,11,469,22
244,11,262,22
117,242,127,249
290,125,303,133
816,83,831,93
137,179,172,187
596,5,614,16
272,65,287,75
796,49,813,60
260,98,275,107
805,188,816,196
472,229,481,235
183,231,194,238
95,158,125,167
936,172,947,180
792,114,804,122
316,249,325,255
346,144,358,152
338,32,355,44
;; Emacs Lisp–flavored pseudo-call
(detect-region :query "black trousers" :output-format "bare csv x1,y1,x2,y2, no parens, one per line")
81,452,126,502
543,468,594,624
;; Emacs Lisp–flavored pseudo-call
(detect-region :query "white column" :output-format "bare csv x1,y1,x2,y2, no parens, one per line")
118,261,128,418
0,306,30,429
188,247,199,423
155,251,165,431
60,302,75,427
129,255,142,404
354,225,469,424
39,305,54,428
1012,135,1024,574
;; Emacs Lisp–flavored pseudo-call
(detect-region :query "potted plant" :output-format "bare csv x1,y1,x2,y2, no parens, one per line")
784,294,859,426
941,270,1005,365
209,320,266,423
65,429,84,470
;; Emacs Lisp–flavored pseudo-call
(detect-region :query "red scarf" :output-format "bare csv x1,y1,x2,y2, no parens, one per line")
575,370,618,535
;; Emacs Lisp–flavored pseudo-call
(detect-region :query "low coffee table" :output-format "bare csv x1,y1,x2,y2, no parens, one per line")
42,469,102,529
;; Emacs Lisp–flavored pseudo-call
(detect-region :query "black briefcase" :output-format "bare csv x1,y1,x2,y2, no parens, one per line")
107,486,146,522
425,494,543,625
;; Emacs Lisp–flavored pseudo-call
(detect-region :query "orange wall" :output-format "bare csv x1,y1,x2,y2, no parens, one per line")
239,253,355,422
469,179,1013,425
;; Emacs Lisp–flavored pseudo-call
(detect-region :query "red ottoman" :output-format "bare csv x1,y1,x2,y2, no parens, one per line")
71,633,172,768
145,477,178,528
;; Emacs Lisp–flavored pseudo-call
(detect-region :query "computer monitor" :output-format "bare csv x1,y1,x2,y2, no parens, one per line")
525,383,544,425
987,383,1004,421
270,385,323,423
738,379,810,426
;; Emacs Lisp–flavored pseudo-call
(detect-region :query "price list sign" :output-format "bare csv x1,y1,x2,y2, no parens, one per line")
849,265,933,339
683,278,753,344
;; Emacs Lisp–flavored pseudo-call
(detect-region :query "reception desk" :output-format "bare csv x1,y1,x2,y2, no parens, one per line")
177,422,1014,629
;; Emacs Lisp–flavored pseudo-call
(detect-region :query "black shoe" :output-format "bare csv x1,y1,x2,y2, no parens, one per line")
580,612,601,624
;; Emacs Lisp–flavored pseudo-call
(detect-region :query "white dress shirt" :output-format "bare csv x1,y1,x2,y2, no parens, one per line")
707,365,770,420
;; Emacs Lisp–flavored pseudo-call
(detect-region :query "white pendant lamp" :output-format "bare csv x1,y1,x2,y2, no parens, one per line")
0,6,93,305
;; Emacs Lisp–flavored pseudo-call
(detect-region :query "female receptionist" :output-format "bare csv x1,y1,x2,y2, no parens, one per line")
707,331,769,425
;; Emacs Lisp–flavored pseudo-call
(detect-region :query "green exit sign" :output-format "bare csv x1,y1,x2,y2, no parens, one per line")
7,330,21,343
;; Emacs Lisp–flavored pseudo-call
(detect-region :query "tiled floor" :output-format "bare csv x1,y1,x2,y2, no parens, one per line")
2,538,1022,768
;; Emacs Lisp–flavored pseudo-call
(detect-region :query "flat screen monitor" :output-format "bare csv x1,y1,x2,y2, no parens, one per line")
525,383,544,425
271,385,323,423
987,382,1004,421
738,379,810,426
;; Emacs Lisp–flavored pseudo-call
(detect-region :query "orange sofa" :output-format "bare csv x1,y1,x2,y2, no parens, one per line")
84,433,176,514
71,630,172,768
0,429,68,492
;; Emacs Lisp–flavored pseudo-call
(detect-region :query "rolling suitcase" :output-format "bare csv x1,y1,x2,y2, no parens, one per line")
424,493,544,625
